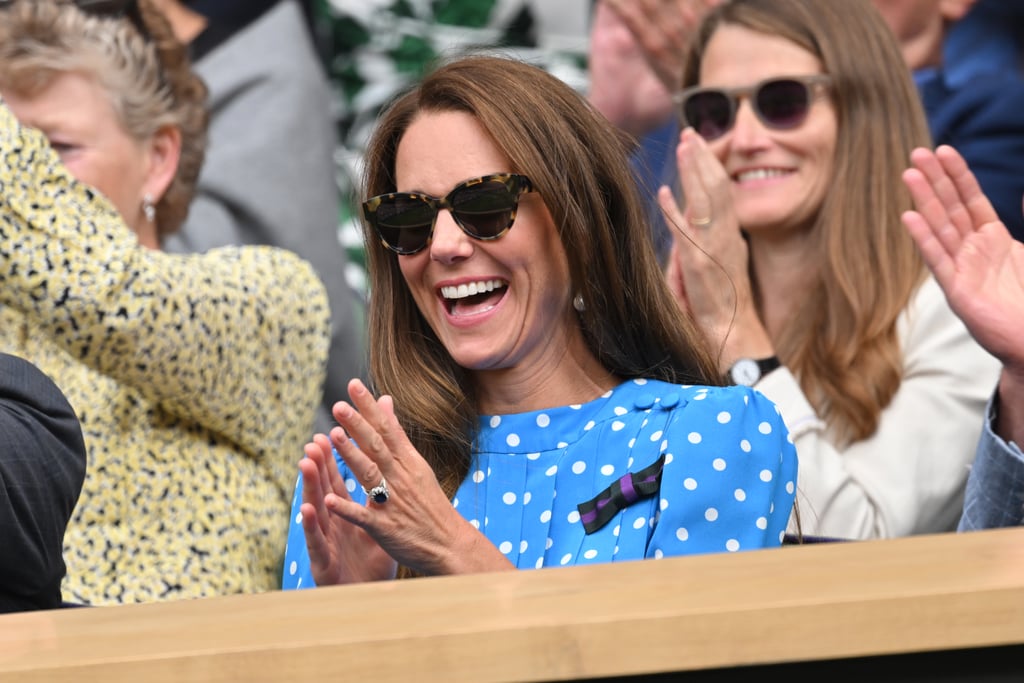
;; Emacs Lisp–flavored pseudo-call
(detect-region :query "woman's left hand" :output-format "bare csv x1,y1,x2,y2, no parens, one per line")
322,378,514,577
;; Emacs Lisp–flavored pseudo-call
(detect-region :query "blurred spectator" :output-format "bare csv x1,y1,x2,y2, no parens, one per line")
874,0,1024,241
589,0,1024,253
0,0,330,604
157,0,368,433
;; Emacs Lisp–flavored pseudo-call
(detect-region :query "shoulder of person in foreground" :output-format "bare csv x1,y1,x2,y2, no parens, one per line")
0,352,86,613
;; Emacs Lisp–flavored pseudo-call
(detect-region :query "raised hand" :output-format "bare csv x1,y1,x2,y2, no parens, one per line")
903,144,1024,446
901,145,1024,370
658,127,772,366
604,0,722,91
588,1,675,137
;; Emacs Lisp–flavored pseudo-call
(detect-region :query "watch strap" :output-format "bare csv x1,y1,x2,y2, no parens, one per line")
727,356,781,386
753,356,781,376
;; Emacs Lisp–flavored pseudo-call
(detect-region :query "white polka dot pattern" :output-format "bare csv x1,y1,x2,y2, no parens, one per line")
281,379,797,589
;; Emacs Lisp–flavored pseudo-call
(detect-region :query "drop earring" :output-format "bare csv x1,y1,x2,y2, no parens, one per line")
142,194,156,223
573,293,585,312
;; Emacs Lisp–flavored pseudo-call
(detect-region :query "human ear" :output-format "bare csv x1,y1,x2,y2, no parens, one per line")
141,124,182,204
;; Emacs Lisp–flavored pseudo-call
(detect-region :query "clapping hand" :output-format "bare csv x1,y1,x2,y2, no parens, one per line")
658,127,770,364
299,378,513,584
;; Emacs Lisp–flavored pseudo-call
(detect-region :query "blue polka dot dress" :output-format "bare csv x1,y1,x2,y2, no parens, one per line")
282,379,797,588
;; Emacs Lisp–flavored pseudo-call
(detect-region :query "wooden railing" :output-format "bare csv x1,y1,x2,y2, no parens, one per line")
1,527,1022,682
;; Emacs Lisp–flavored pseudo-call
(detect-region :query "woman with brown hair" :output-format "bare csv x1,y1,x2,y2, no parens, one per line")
283,53,797,587
661,0,1000,538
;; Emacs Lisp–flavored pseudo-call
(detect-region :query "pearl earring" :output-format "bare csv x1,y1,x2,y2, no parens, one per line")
142,194,156,223
573,293,585,312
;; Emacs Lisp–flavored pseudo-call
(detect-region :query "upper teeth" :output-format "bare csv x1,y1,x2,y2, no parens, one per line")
736,168,787,182
441,279,504,300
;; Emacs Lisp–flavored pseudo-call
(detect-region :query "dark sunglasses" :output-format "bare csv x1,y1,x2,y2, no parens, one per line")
675,75,831,141
363,173,534,255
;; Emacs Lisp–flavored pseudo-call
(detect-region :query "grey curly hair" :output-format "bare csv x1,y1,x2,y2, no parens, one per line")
0,0,208,238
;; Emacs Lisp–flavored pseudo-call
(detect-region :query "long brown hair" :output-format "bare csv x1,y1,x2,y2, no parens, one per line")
362,53,722,507
682,0,931,445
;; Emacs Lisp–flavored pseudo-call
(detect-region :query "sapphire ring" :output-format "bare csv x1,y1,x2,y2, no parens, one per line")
362,477,390,504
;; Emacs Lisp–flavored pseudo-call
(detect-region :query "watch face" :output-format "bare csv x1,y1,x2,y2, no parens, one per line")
730,358,761,386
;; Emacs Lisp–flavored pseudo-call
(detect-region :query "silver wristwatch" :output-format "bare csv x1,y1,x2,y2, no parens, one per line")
728,357,781,386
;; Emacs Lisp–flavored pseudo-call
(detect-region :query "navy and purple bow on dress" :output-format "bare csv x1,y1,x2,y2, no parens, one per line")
578,455,665,534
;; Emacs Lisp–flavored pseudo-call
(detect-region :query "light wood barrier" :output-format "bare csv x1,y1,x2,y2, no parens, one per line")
1,527,1022,682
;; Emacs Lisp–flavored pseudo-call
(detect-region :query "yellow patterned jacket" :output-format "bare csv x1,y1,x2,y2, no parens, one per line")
0,102,331,605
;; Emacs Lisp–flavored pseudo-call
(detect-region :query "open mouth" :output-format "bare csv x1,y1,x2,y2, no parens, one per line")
440,278,508,316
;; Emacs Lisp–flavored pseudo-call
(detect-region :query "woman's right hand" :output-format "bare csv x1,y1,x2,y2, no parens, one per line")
659,127,773,365
298,432,398,585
